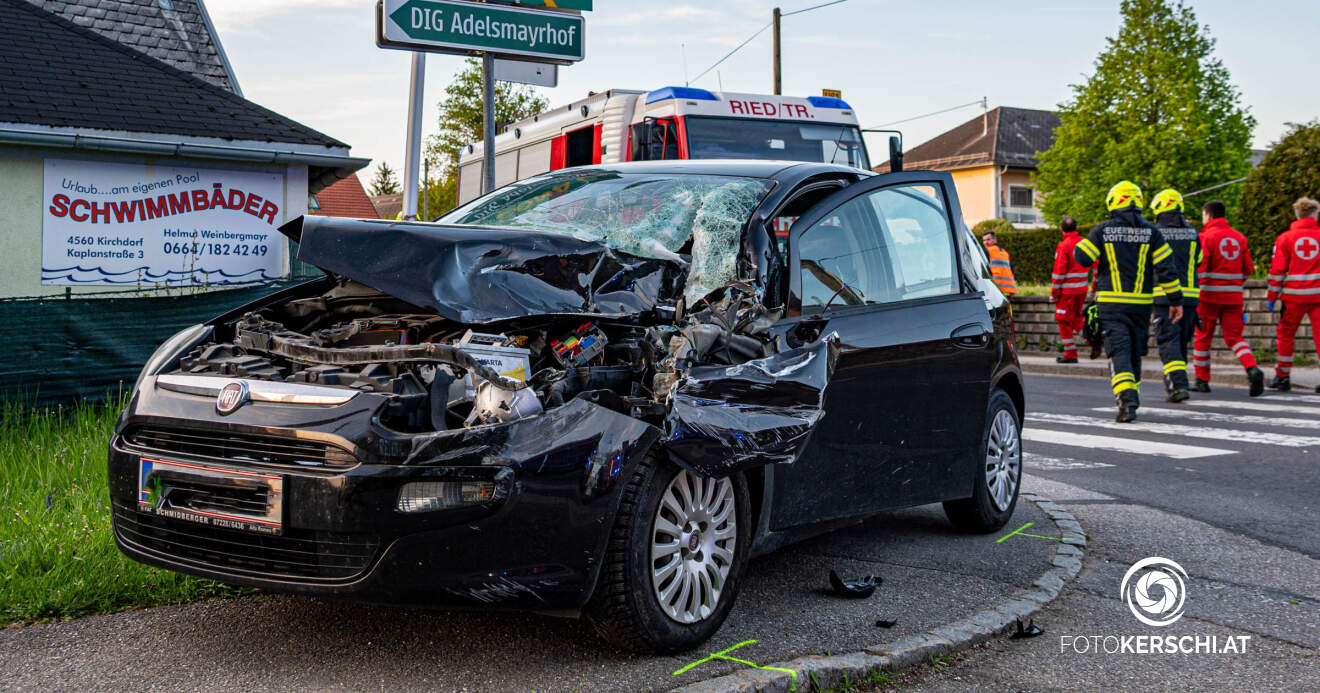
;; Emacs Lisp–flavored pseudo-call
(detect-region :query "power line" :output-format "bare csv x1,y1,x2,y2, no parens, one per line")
870,98,986,128
688,21,771,86
687,0,851,87
783,0,849,16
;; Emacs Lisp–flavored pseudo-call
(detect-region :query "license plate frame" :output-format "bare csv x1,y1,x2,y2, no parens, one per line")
137,457,284,536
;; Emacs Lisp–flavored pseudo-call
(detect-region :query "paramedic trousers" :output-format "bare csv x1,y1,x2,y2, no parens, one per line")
1055,293,1087,359
1153,299,1195,392
1193,301,1258,383
1100,304,1150,407
1275,301,1320,377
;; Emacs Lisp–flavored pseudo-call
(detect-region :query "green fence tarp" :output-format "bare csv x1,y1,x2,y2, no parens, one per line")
0,282,304,408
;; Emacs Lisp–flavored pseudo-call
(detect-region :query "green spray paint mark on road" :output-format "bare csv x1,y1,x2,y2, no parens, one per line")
673,639,798,690
996,521,1062,543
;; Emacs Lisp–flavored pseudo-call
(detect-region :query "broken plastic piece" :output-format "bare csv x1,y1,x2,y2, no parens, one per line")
1011,619,1044,639
829,570,879,599
875,619,898,628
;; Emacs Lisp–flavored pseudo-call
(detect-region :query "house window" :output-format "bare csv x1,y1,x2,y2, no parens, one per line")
1008,185,1033,208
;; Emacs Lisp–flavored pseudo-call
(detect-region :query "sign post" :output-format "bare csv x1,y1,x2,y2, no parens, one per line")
376,0,586,211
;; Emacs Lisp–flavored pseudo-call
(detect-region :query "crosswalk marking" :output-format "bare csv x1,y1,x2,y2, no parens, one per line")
1022,428,1234,459
1181,399,1320,416
1024,452,1116,470
1090,406,1319,430
1029,412,1320,448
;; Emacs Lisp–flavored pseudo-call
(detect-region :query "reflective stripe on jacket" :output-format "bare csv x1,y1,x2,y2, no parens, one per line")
1268,217,1320,304
1154,211,1200,303
1051,231,1092,295
1197,217,1253,305
987,244,1018,295
1073,207,1182,306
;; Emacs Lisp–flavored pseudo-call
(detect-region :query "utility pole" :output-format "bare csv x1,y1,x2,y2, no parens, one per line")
772,7,781,95
422,157,429,221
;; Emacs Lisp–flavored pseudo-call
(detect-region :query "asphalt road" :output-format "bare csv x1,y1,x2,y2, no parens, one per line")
899,373,1320,691
1021,373,1319,558
0,500,1056,692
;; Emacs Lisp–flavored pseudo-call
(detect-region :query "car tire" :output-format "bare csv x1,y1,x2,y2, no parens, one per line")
943,389,1022,533
585,453,751,653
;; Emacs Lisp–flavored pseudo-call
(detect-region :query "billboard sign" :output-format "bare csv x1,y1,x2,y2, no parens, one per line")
42,158,289,286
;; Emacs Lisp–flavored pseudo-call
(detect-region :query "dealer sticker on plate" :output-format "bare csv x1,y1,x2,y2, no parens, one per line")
138,457,284,535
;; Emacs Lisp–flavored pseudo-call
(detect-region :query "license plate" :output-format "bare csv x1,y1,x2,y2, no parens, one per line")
138,457,284,536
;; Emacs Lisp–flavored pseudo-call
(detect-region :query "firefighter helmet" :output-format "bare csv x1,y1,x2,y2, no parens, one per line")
1106,181,1144,212
1151,189,1184,215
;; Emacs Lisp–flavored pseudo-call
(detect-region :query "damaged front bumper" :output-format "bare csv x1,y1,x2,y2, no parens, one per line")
110,382,659,610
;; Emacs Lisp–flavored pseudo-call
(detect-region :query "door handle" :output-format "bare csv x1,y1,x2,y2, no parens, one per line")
950,322,990,349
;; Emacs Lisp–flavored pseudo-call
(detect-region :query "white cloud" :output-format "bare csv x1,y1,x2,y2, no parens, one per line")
591,5,725,27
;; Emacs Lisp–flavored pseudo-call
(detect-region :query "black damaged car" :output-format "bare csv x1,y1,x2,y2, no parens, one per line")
109,160,1024,652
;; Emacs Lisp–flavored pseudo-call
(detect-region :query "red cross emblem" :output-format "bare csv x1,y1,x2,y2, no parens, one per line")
1296,236,1320,262
1219,237,1240,261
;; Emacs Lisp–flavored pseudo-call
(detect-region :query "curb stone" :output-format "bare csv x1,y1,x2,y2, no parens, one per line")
670,492,1084,693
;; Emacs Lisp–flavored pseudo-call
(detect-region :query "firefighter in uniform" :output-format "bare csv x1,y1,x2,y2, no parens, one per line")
1149,190,1201,401
1073,181,1184,422
1266,196,1320,393
982,230,1019,296
1050,216,1091,363
1193,200,1265,395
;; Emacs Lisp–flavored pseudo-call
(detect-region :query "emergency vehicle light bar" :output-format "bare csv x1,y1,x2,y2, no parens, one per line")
807,96,852,109
646,86,720,104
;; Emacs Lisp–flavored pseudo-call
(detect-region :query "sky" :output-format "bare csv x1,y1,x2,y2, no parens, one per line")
209,0,1319,181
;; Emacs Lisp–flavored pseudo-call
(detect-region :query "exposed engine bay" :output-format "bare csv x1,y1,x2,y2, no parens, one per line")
174,277,824,446
165,214,839,476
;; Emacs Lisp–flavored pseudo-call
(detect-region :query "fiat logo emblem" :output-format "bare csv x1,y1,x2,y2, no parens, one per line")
216,381,248,415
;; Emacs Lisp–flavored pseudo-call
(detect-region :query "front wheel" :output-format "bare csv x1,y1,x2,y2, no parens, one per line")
944,389,1022,533
585,455,750,653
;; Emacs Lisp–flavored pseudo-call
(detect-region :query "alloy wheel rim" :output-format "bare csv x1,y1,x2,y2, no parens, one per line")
650,470,736,624
985,409,1021,512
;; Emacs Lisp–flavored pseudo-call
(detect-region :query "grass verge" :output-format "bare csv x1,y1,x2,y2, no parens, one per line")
1,395,246,625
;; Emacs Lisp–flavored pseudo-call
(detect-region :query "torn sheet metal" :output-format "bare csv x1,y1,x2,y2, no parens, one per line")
661,334,839,476
288,216,673,324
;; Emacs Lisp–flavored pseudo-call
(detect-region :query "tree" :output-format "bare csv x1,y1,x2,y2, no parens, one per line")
368,161,400,196
1034,0,1254,225
422,58,548,216
1237,122,1320,269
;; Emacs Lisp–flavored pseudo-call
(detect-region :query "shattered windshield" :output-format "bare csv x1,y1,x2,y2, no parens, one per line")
441,172,774,302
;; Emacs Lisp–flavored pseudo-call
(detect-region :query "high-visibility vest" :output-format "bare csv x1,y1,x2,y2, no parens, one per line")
986,245,1018,295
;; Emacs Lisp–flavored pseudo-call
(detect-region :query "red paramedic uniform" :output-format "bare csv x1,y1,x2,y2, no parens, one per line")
1193,217,1257,383
1050,229,1091,359
1267,217,1320,378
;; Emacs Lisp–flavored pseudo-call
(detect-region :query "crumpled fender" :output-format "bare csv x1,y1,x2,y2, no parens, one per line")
661,333,840,477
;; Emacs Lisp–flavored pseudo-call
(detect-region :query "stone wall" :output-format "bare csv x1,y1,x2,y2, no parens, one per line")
1011,280,1315,361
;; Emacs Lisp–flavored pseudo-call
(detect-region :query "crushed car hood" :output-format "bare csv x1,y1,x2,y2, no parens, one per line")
283,216,674,324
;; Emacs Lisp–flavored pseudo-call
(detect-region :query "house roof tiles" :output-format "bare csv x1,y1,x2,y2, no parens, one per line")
880,106,1060,173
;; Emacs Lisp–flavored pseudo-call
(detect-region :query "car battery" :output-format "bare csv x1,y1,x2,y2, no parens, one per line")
550,322,608,367
454,330,531,397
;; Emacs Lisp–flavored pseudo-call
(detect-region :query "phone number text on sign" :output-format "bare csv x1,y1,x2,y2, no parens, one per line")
41,158,288,286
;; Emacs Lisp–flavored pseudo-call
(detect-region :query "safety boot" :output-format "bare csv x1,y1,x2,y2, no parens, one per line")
1167,389,1189,403
1089,342,1103,360
1116,391,1139,423
1056,356,1078,364
1193,381,1211,393
1246,367,1265,397
1268,375,1291,392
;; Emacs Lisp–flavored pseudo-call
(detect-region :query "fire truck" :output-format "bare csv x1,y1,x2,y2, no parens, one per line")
455,86,872,205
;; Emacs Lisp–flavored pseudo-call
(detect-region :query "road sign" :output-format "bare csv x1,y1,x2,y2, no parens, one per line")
493,58,558,87
517,0,592,8
377,0,585,63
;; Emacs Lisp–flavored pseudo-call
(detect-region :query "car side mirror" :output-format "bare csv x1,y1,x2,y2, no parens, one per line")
888,136,904,172
789,315,830,348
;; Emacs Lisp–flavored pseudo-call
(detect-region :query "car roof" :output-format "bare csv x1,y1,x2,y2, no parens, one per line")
551,159,866,181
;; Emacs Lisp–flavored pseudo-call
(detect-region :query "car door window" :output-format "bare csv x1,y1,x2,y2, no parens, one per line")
799,183,957,310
